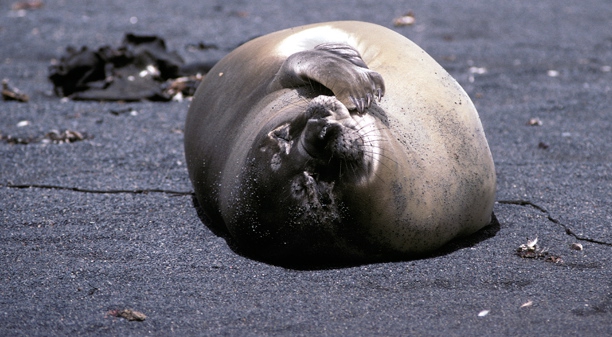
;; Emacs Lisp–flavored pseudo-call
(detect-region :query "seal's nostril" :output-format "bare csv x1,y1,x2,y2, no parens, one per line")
299,119,331,159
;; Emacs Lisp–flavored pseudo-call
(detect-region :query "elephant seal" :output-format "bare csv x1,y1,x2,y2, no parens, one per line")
184,21,496,265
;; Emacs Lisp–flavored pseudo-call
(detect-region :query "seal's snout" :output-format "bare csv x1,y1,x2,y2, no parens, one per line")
300,119,364,163
299,95,365,164
328,127,364,162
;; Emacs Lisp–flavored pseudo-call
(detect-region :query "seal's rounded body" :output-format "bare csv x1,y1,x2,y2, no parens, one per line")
185,21,496,264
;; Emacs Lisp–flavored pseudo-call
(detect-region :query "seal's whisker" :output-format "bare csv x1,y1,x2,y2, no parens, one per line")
360,148,399,172
370,168,388,184
367,150,398,166
337,160,357,181
355,125,388,137
357,135,388,144
327,154,335,165
349,161,362,178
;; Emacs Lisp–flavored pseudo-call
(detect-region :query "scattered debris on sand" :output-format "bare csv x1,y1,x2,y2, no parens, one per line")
107,309,147,322
2,79,29,102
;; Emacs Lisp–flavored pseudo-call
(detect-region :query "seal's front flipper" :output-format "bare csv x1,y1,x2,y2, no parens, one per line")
273,44,385,113
313,43,369,68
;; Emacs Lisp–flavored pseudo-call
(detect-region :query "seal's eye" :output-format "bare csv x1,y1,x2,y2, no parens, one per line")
272,124,291,141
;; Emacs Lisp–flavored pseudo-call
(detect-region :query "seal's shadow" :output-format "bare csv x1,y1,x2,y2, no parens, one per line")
192,196,500,270
425,212,500,259
191,196,233,242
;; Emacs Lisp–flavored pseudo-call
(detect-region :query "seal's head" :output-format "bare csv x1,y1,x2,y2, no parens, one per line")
275,95,380,183
227,95,389,263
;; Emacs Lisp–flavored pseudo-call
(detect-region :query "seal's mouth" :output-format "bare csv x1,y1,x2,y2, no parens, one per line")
285,169,342,231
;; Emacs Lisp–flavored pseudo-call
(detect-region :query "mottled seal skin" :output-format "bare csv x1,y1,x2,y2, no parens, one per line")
184,21,496,264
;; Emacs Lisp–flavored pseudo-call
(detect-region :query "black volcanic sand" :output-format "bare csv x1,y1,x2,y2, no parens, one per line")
1,1,610,336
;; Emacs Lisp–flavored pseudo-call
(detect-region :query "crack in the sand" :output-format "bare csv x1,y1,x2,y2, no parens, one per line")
497,199,612,247
3,183,610,247
2,183,194,197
